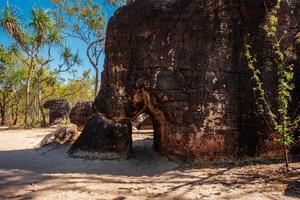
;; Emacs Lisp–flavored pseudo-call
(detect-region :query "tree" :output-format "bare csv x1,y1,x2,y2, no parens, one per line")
0,45,26,125
1,3,62,125
51,0,106,97
245,0,299,170
1,3,79,126
44,69,94,106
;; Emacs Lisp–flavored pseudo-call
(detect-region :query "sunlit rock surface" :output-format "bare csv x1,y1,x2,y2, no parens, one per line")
70,0,300,160
69,100,93,130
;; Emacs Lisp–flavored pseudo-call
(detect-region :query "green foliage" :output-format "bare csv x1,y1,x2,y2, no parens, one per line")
0,45,26,90
0,45,27,125
0,4,82,125
45,69,94,105
296,32,300,45
62,118,70,126
51,0,106,97
245,0,298,169
1,4,29,49
30,118,41,128
51,0,105,37
0,43,92,126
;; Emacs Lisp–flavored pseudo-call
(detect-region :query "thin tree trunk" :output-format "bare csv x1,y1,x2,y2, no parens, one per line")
25,79,30,125
38,94,46,127
13,103,19,125
25,60,34,126
1,105,6,125
0,106,2,125
283,143,289,170
11,106,14,123
37,70,46,126
35,95,39,121
94,68,99,97
1,94,7,125
86,39,104,98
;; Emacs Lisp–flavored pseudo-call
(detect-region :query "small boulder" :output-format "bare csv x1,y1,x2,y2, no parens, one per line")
35,123,79,150
69,113,132,159
69,100,93,130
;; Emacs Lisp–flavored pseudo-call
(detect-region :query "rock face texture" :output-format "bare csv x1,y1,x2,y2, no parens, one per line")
43,99,70,124
69,101,93,130
70,0,300,160
132,113,153,130
70,114,132,159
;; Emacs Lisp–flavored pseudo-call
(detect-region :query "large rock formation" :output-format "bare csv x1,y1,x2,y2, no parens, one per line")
70,0,300,160
43,99,70,124
69,100,93,130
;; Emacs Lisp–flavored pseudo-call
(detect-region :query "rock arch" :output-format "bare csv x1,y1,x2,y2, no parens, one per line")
69,0,300,160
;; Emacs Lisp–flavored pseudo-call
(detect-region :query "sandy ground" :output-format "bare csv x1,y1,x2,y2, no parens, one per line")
0,127,299,200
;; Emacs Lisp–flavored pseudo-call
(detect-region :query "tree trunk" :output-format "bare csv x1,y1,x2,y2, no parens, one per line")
94,68,99,97
25,60,34,126
13,103,19,125
0,94,7,125
86,39,103,98
283,143,289,170
37,70,46,126
1,105,6,125
38,95,46,127
11,106,14,123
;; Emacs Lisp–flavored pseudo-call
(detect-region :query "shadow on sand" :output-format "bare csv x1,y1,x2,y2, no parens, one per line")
0,138,178,176
0,136,300,200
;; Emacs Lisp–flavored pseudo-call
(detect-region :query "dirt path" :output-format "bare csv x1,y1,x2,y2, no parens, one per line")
0,128,299,200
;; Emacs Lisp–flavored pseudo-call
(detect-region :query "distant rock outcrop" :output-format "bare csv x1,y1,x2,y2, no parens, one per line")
69,101,93,130
43,99,70,124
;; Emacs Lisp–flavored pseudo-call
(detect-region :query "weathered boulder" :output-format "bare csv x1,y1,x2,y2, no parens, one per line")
43,99,70,124
69,100,93,130
69,113,132,159
70,0,300,160
35,123,79,150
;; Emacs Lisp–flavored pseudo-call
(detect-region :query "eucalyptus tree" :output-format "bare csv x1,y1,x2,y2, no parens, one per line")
51,0,106,97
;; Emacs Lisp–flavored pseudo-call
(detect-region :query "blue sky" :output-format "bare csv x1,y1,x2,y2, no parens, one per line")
0,0,120,80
